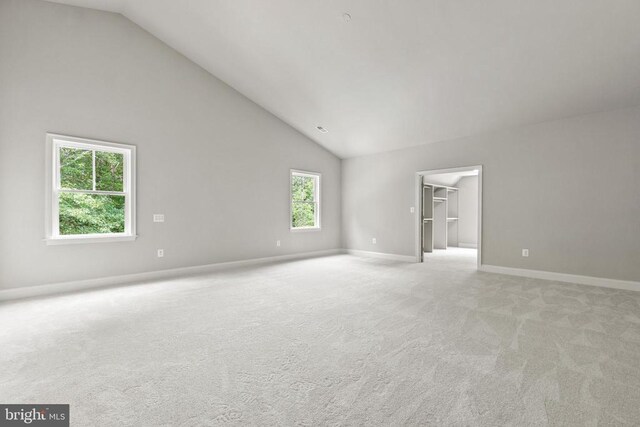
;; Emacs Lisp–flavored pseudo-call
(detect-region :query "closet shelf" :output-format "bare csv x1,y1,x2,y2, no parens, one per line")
422,181,459,254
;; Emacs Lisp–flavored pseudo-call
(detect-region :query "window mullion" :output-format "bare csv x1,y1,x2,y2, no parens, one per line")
54,145,59,189
92,150,96,191
58,189,125,196
53,144,61,236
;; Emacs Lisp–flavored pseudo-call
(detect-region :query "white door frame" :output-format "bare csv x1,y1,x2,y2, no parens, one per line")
414,165,483,269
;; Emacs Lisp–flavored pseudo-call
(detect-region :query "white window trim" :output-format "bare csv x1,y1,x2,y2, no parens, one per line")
290,169,321,232
44,133,137,245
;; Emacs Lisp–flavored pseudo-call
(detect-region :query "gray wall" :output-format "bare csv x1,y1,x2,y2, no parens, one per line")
342,106,640,282
457,176,478,247
0,0,341,290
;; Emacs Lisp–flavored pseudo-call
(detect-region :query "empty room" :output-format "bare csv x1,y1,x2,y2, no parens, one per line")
1,0,639,425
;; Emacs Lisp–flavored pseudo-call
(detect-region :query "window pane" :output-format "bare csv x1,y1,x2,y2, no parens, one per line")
95,151,124,192
292,175,315,202
60,147,93,190
59,192,125,235
292,202,316,228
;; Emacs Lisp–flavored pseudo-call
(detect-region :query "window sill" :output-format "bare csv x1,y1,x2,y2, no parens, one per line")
290,227,321,233
45,234,138,245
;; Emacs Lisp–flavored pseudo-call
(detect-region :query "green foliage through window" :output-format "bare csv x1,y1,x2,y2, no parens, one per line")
59,193,125,235
60,147,92,190
291,174,318,228
57,146,126,235
95,151,124,191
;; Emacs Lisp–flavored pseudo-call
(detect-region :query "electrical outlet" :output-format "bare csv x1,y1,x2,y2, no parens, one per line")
276,240,281,247
372,238,377,244
410,207,415,213
153,214,165,223
157,249,164,258
522,249,529,257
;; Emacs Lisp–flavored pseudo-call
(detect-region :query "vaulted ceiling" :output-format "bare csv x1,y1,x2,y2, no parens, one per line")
46,0,640,158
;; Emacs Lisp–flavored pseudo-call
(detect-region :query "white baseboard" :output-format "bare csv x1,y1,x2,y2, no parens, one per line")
7,251,634,301
479,264,640,292
458,242,478,249
0,249,343,302
346,249,416,263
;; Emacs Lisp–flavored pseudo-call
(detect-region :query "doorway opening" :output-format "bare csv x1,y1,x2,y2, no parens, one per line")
415,165,482,268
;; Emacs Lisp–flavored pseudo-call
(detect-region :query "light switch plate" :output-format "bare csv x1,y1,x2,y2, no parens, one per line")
153,214,165,223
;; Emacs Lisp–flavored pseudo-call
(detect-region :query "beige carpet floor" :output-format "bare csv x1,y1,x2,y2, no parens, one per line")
1,249,640,425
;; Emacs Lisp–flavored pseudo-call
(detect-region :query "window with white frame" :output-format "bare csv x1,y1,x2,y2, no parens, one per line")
45,134,136,244
290,170,320,230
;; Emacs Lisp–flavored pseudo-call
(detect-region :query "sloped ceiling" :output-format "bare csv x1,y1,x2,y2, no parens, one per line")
423,170,478,187
45,0,640,158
